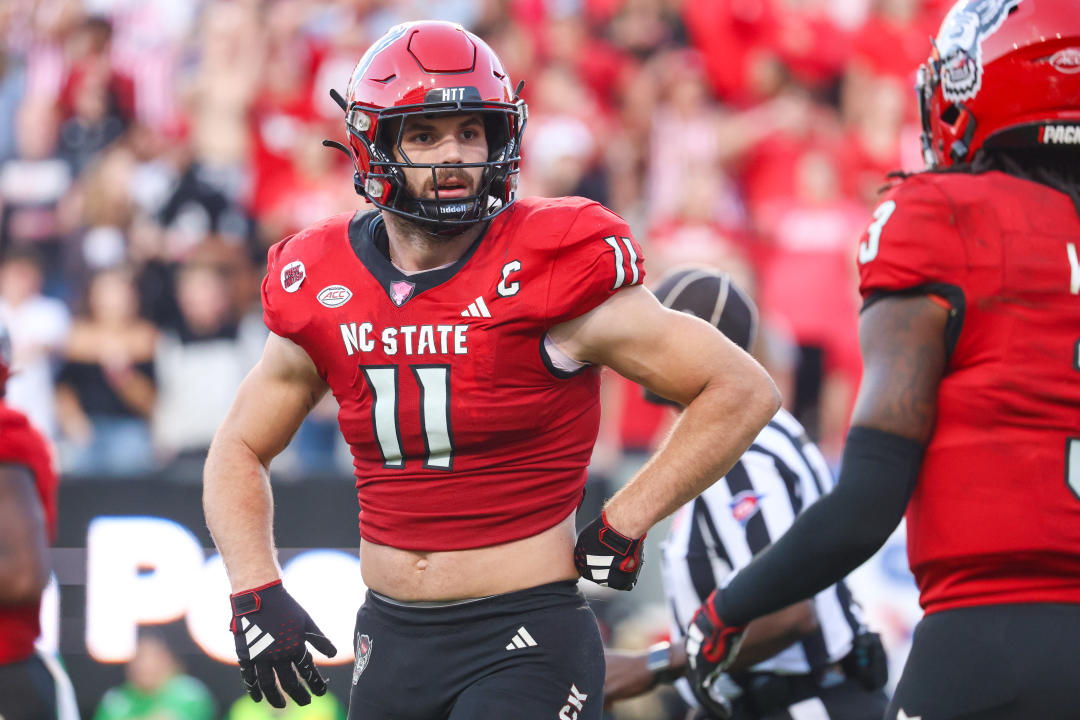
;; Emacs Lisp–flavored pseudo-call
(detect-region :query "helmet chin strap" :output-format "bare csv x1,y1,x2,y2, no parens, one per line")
949,103,978,165
398,192,489,237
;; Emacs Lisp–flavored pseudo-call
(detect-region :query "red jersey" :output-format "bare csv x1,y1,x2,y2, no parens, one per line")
262,197,645,551
856,171,1080,614
0,401,58,664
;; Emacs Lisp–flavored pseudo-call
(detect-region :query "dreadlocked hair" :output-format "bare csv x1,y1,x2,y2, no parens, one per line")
885,147,1080,217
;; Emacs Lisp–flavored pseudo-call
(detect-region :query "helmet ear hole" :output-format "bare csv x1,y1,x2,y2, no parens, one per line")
375,117,402,157
483,113,509,159
941,104,960,126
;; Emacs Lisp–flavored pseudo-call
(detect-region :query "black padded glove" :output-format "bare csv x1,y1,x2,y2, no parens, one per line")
686,589,746,719
230,580,338,707
574,511,645,590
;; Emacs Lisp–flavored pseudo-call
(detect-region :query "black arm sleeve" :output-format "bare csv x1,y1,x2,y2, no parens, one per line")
717,426,923,626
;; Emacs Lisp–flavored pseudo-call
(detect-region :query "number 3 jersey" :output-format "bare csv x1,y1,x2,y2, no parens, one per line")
262,196,644,551
856,171,1080,614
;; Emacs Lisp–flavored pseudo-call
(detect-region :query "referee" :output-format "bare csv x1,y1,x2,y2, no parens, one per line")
604,267,889,720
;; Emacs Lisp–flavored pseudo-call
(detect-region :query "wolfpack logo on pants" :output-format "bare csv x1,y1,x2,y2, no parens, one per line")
352,634,373,685
558,684,589,720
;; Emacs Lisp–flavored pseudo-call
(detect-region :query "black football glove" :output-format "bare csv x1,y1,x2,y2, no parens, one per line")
574,511,645,590
230,580,338,708
685,589,746,719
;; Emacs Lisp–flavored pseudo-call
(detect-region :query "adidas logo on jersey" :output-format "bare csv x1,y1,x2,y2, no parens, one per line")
505,625,538,650
461,296,491,318
239,616,275,658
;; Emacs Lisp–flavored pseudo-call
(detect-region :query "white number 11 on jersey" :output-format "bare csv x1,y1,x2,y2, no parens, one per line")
361,365,454,470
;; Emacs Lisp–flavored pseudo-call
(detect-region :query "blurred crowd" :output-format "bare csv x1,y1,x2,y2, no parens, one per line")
0,0,951,481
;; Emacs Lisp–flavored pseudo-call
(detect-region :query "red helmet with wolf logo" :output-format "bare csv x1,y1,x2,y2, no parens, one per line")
918,0,1080,167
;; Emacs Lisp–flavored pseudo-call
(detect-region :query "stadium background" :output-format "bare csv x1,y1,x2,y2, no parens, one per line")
0,0,933,716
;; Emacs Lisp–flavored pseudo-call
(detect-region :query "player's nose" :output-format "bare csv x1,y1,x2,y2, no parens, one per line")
437,135,465,164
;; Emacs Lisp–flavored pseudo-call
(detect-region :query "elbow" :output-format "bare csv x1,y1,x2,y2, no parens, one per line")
701,358,781,433
744,361,782,426
762,373,783,419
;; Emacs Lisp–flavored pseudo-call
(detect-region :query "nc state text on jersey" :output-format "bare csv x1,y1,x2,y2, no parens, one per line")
340,322,470,357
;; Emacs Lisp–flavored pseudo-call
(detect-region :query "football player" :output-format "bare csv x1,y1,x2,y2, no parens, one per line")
202,20,780,719
0,321,80,720
682,2,1080,719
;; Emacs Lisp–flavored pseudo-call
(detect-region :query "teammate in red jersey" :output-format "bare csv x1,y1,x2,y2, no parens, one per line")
0,321,79,720
683,1,1080,719
202,20,780,719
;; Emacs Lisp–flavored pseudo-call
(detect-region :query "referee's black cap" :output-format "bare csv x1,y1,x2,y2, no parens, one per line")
645,265,759,406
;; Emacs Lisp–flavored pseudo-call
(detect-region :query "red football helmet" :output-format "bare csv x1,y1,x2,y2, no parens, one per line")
917,0,1080,167
341,21,527,233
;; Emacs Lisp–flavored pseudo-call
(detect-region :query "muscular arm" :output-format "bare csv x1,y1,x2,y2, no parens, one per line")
849,295,949,441
0,464,50,604
203,333,328,591
717,294,950,625
549,285,781,537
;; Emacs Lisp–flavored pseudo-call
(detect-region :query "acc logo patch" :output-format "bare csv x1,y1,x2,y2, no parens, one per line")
938,0,1023,103
729,490,765,527
352,634,373,685
1050,48,1080,75
280,260,306,293
317,284,353,308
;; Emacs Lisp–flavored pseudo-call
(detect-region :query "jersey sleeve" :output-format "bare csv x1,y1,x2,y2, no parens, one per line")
856,176,968,304
544,202,646,325
261,235,307,340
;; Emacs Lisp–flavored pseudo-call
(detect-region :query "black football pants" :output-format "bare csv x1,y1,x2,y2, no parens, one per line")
688,676,887,720
0,652,61,720
887,602,1080,720
346,580,604,720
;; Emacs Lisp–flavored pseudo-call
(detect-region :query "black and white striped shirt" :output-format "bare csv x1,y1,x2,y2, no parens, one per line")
662,409,865,678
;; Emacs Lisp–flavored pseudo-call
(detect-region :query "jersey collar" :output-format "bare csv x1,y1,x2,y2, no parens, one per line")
348,211,495,307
